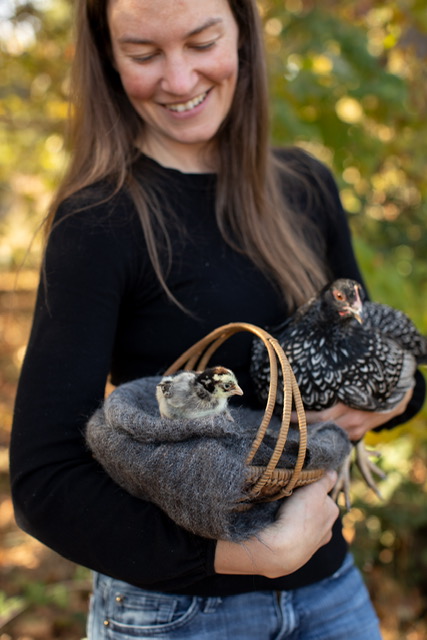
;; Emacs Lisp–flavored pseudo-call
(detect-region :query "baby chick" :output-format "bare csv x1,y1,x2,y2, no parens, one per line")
156,366,243,421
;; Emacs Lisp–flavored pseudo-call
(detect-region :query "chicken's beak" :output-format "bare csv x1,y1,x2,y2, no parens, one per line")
231,385,244,396
350,286,364,324
350,307,363,324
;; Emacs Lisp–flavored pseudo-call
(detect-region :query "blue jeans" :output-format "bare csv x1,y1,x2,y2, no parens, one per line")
86,553,382,639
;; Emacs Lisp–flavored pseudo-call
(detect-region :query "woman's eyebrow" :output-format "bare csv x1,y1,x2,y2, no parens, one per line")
118,17,223,45
187,17,223,37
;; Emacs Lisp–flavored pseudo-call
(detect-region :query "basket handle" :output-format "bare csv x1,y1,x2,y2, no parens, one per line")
164,322,307,497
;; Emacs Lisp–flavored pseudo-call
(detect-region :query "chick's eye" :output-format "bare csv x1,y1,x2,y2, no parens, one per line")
222,382,231,390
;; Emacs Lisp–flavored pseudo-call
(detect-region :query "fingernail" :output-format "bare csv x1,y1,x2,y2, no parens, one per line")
326,470,338,483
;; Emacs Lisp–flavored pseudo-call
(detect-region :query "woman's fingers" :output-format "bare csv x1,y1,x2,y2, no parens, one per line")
292,387,414,440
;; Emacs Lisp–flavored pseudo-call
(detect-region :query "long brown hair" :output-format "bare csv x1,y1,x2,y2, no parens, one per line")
46,0,329,309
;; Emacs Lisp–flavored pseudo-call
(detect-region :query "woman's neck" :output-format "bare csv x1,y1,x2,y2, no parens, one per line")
137,136,217,174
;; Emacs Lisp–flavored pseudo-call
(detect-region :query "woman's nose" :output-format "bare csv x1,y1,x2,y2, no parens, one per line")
160,53,198,96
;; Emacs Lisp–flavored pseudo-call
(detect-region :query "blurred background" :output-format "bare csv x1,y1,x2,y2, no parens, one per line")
1,0,426,638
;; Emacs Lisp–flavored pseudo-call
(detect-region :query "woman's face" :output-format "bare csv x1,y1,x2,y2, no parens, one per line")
107,0,239,170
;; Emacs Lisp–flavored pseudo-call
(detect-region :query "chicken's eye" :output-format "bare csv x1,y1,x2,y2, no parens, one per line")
223,382,231,390
333,290,345,301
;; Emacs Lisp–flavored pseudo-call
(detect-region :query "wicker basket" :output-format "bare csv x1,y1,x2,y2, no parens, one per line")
163,322,324,508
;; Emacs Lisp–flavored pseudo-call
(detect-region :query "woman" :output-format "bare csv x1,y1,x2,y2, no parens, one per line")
10,0,425,638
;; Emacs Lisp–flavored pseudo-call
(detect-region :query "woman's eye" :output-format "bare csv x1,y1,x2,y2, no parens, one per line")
191,40,217,51
132,52,159,64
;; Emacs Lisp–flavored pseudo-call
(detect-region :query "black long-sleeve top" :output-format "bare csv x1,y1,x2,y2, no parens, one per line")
10,149,425,596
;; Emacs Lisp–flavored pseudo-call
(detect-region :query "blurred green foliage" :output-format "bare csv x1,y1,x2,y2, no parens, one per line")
0,590,26,627
262,0,427,310
0,0,72,268
1,0,427,634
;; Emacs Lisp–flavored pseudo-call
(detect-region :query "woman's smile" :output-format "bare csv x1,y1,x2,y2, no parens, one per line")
164,90,210,113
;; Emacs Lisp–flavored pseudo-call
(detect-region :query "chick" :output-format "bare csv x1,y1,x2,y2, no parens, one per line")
156,366,243,421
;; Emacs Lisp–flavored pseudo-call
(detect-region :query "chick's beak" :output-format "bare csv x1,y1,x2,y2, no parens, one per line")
231,384,244,396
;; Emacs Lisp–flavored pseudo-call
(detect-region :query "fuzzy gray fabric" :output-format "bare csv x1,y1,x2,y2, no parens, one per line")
86,376,351,542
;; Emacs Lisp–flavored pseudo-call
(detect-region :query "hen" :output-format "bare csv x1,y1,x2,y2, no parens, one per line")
250,278,426,505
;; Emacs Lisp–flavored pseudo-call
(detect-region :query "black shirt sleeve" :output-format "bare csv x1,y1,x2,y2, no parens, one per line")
9,198,217,591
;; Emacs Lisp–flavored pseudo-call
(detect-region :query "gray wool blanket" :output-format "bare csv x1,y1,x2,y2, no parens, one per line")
86,376,351,542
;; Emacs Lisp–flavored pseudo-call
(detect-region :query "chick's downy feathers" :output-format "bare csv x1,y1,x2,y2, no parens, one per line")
156,366,243,421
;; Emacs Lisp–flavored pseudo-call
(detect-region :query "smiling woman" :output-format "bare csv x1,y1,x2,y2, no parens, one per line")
107,0,240,171
9,0,425,638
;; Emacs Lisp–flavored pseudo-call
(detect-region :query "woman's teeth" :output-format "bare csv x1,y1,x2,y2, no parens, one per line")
166,92,207,112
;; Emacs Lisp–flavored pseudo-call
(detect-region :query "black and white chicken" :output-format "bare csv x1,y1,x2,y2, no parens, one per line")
156,366,243,421
250,278,426,505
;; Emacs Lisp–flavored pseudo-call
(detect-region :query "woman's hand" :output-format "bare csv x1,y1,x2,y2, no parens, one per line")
214,471,339,579
293,388,414,441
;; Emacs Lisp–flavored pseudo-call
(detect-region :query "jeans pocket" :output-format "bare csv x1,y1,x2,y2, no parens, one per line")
103,584,200,638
